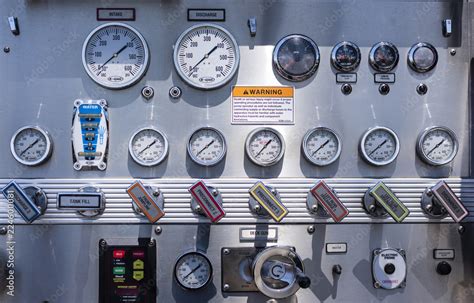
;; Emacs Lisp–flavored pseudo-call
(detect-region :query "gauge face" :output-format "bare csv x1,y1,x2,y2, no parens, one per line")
273,34,320,81
417,126,458,166
408,42,438,73
369,42,399,72
187,127,226,166
11,126,52,166
129,128,169,166
331,41,361,72
175,252,212,290
173,24,240,90
302,127,342,166
246,128,285,166
360,127,400,166
82,23,149,89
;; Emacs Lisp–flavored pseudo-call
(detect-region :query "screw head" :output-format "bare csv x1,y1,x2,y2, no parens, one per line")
154,226,162,235
3,47,10,53
374,281,381,289
153,189,160,197
169,86,182,99
368,204,377,213
141,86,154,100
223,248,231,255
148,239,156,247
379,83,390,95
0,227,7,235
458,225,465,235
341,83,352,95
311,204,318,213
416,83,428,95
450,49,456,56
254,204,261,212
223,284,230,291
100,239,107,247
212,189,218,197
307,225,315,234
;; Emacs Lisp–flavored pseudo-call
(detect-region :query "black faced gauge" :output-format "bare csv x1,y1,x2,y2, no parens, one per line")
174,252,212,290
273,34,320,81
187,127,227,166
360,126,400,166
408,42,438,73
331,41,361,72
417,126,458,166
11,126,53,166
129,128,169,167
302,127,342,166
246,128,285,166
369,42,399,72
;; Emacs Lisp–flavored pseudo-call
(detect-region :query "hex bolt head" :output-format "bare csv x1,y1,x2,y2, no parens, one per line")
169,86,182,99
141,86,154,100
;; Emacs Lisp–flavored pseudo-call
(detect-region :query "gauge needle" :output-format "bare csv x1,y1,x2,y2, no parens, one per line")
138,140,157,155
188,45,219,76
368,139,387,156
312,139,330,156
255,140,272,158
196,140,215,156
427,139,445,156
184,264,202,279
97,44,128,74
20,139,39,156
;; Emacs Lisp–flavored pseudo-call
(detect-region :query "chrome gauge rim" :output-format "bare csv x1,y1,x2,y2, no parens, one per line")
302,127,342,166
128,127,169,167
174,251,213,290
360,126,400,166
187,127,227,166
331,41,361,72
245,127,285,166
407,42,438,73
10,125,53,166
369,41,399,72
416,126,458,166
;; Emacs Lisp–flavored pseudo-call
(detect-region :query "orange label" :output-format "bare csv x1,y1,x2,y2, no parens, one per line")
232,86,294,98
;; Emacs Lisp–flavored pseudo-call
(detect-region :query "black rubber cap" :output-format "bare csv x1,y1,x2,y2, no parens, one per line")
297,274,311,289
436,261,452,276
384,263,396,275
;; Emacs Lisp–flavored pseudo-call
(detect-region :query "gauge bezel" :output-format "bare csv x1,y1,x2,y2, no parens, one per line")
273,34,320,82
187,127,227,166
10,125,53,166
331,41,361,72
82,22,150,89
173,23,240,90
360,126,400,166
174,251,213,291
128,127,169,167
245,127,286,167
407,42,438,73
302,127,342,166
369,41,399,72
416,126,458,166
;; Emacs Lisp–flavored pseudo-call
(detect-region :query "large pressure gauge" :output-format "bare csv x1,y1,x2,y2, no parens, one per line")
369,42,399,72
302,127,342,166
416,126,458,166
129,128,169,166
360,126,400,166
408,42,438,73
11,126,53,166
174,252,212,290
82,23,150,89
331,41,361,72
187,127,227,166
273,34,320,81
246,128,285,166
173,24,240,90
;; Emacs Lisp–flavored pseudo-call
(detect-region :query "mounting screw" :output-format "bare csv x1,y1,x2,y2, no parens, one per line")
99,239,107,247
368,204,377,213
212,189,219,197
223,284,230,291
3,46,10,53
374,281,381,289
400,281,406,288
0,227,7,235
253,204,261,212
271,189,277,195
416,83,428,95
379,83,390,95
141,86,154,100
311,204,318,213
148,239,156,247
169,86,182,99
154,226,162,235
307,225,315,234
153,189,160,197
223,248,231,255
458,225,465,235
450,49,456,56
341,83,352,95
426,190,433,197
195,204,202,212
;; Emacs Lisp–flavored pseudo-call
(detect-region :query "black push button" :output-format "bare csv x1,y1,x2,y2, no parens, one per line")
384,263,396,275
436,261,452,275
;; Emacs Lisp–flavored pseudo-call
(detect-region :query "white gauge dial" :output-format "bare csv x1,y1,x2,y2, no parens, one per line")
175,252,212,290
174,24,240,90
360,127,400,166
129,128,169,166
302,127,341,166
82,23,149,89
246,128,285,166
11,126,53,166
417,126,458,166
187,127,226,166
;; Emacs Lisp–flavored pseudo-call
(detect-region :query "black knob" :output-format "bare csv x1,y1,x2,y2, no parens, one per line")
416,83,428,95
379,84,390,95
296,273,311,289
341,84,352,95
384,263,396,275
436,261,452,275
333,264,342,275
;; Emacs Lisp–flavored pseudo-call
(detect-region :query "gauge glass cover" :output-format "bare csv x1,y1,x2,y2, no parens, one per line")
302,127,342,166
187,127,226,166
360,127,400,166
246,128,285,166
174,252,212,290
331,41,361,72
408,42,438,72
129,128,169,166
369,42,399,72
417,126,458,165
11,126,52,166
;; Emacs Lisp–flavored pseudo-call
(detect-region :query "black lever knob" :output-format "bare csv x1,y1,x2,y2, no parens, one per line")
436,261,452,276
296,272,311,289
333,264,342,275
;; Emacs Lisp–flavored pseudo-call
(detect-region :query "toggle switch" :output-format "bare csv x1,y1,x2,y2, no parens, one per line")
188,180,225,223
421,180,468,222
2,181,47,223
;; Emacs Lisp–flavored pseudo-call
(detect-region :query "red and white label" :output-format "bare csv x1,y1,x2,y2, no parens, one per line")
188,180,225,223
310,181,349,222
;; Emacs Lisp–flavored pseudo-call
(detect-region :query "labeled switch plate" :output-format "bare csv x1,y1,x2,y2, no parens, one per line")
249,181,288,222
310,181,349,222
127,181,165,223
368,182,410,222
430,181,468,222
1,181,44,223
189,180,225,222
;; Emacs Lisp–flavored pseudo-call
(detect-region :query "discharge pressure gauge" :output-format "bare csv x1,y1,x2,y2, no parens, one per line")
11,126,53,166
129,128,169,166
408,42,438,73
302,127,342,166
416,126,458,166
360,127,400,166
369,42,399,72
331,41,361,72
174,252,212,290
187,127,227,166
246,128,285,166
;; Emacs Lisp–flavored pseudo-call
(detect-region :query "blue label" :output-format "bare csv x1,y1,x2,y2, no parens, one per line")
2,181,41,223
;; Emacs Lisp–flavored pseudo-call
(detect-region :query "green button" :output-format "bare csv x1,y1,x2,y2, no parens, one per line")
113,267,126,275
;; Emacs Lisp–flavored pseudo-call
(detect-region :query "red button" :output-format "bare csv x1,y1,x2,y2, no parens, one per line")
113,250,125,259
132,250,145,258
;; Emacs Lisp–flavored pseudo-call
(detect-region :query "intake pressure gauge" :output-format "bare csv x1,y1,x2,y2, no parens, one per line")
246,128,285,166
302,127,342,166
408,42,438,73
331,41,361,72
174,24,240,90
174,252,212,290
82,23,150,89
129,128,169,166
417,126,458,166
11,126,53,166
273,34,320,81
360,126,400,166
188,127,227,166
369,42,399,72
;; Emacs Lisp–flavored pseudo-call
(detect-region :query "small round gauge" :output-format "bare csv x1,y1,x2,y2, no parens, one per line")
369,42,399,72
246,128,285,166
331,41,361,72
360,126,400,166
174,252,212,290
10,126,53,166
174,24,240,90
82,22,150,89
302,127,342,166
129,128,169,166
408,42,438,73
417,126,458,166
187,127,226,166
273,34,320,81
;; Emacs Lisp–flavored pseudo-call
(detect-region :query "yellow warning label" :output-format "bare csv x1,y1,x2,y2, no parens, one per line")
232,86,294,98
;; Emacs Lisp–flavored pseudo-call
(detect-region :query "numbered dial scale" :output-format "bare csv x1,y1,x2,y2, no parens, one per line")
246,128,285,166
360,127,400,166
10,126,53,166
417,126,458,166
174,24,240,90
82,23,150,89
302,127,342,166
174,252,212,290
129,128,169,166
369,42,399,72
187,127,227,166
331,41,361,72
